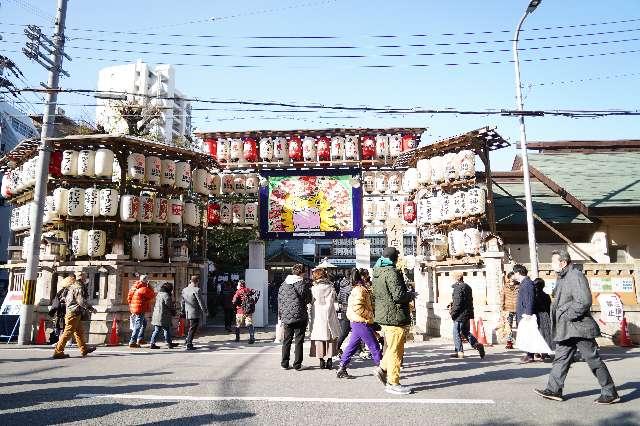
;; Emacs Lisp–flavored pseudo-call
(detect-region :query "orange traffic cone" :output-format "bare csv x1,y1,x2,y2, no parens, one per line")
470,318,478,338
619,317,633,347
35,317,47,345
107,315,120,346
476,318,489,346
176,317,185,338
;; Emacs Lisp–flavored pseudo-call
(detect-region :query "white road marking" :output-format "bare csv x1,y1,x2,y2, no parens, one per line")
77,393,495,405
0,348,280,356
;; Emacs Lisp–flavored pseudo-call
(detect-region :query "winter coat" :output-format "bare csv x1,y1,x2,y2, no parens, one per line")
336,277,352,315
535,289,551,314
347,285,374,324
501,282,519,313
278,275,312,325
551,264,600,342
450,280,474,323
65,281,95,316
151,290,174,328
49,277,73,328
372,257,412,326
128,281,155,314
232,287,254,315
181,285,206,320
309,278,341,341
516,277,536,324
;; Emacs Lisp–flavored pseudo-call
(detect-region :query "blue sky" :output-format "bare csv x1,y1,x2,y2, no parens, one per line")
2,0,639,170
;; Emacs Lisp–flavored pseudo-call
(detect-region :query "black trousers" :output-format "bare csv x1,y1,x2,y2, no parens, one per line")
336,317,351,350
547,337,616,397
186,318,200,347
282,320,307,369
223,308,234,328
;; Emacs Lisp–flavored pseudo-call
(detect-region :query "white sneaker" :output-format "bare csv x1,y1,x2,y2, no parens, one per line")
385,384,412,395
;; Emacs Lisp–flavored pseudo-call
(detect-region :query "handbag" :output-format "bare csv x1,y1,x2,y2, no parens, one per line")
515,315,554,354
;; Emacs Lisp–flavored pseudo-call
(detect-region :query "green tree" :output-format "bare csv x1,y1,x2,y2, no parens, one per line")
207,227,258,273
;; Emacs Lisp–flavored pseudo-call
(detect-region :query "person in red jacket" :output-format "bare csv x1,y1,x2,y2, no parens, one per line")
128,275,156,348
232,280,259,344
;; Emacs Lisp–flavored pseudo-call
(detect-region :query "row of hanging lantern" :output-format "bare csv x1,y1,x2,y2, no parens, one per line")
207,201,259,226
203,133,419,163
362,170,419,195
130,233,165,261
448,228,482,257
363,197,417,224
417,187,486,225
415,150,476,186
70,229,108,257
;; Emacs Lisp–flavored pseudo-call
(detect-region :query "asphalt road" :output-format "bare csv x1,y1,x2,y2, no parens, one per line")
0,337,638,425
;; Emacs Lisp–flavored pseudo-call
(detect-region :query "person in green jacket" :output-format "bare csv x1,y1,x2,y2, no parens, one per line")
372,247,416,395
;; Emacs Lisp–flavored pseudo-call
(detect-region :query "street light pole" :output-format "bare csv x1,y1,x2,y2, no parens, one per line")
18,0,69,345
513,0,541,278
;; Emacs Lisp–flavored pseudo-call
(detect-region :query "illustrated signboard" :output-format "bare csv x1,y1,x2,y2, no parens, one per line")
259,171,362,239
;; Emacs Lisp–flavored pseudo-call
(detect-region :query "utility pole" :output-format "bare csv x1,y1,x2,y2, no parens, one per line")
18,0,70,345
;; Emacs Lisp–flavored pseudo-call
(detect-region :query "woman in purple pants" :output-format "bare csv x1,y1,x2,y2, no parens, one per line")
336,269,384,383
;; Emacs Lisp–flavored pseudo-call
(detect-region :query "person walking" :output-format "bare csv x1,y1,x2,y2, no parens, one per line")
535,250,620,404
149,283,179,349
372,247,416,395
52,272,97,359
335,271,353,355
309,267,341,370
278,264,312,370
48,275,73,344
128,274,156,348
534,278,553,360
221,280,236,332
181,275,206,350
513,264,537,363
450,271,485,360
501,271,519,349
336,268,383,380
232,280,259,344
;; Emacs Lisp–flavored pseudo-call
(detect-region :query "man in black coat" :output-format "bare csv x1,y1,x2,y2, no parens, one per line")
278,263,312,371
513,264,537,363
535,250,619,404
449,271,485,359
336,271,353,353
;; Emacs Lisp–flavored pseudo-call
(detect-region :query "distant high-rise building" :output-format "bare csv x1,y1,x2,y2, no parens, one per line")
96,60,191,145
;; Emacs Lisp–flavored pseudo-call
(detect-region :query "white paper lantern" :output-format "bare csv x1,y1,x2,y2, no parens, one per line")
217,138,230,162
67,187,85,217
23,158,37,188
417,197,429,225
345,135,359,160
331,136,345,161
210,174,221,195
132,234,149,260
448,230,465,257
440,193,456,221
389,134,402,158
443,153,458,181
167,199,183,224
127,153,145,181
13,165,24,193
364,199,376,222
233,174,246,194
457,150,476,179
430,156,445,183
53,187,68,215
153,197,168,223
245,174,259,194
161,160,176,186
71,229,89,257
302,137,317,162
61,150,78,176
259,137,274,161
452,191,467,218
232,203,245,224
1,171,14,198
183,202,200,227
463,228,482,255
175,162,191,189
417,159,432,186
43,196,58,224
375,199,388,222
112,159,121,182
362,171,375,194
230,138,243,162
375,135,389,159
388,172,402,194
87,230,106,257
220,203,232,224
120,195,139,222
466,187,486,216
244,202,258,225
193,169,209,195
374,172,388,194
149,233,164,259
273,137,289,162
403,168,419,193
95,148,115,178
99,188,119,217
145,156,162,184
221,173,234,195
389,198,403,218
78,150,95,177
138,194,154,223
84,187,99,217
430,194,443,224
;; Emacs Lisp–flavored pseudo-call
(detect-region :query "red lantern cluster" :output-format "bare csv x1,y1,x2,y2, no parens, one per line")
207,202,221,225
361,136,376,160
243,137,257,162
317,136,331,161
204,138,217,159
49,150,62,177
403,200,417,223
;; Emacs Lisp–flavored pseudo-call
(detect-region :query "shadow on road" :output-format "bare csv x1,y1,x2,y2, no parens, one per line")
0,371,173,388
148,411,256,425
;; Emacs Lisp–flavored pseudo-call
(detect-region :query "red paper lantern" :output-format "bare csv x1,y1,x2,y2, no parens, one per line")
48,150,62,176
403,200,417,223
207,202,221,225
288,136,303,161
204,138,217,159
317,136,331,161
361,136,376,160
402,134,417,151
243,137,257,162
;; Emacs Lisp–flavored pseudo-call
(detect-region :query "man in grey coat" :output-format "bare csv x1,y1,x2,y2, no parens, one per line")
534,250,620,404
181,275,206,350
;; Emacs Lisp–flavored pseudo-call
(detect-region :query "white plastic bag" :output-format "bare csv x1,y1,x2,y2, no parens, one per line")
129,314,136,331
274,319,284,343
515,314,554,354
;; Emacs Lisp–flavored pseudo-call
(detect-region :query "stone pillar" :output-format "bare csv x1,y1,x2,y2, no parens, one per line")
246,240,269,327
413,264,429,335
481,250,505,343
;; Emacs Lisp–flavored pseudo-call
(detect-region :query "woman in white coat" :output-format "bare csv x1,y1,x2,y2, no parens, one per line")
309,267,341,370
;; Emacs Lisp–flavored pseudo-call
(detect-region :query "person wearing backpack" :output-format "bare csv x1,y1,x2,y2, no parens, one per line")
48,275,73,344
232,280,259,344
278,264,312,370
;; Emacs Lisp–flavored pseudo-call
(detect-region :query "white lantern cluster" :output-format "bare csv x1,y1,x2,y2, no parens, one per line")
60,149,116,179
10,202,35,231
215,173,259,196
447,228,482,257
1,158,37,197
131,233,164,260
363,196,406,224
417,187,486,225
215,202,258,226
71,229,107,257
416,150,476,187
362,171,417,195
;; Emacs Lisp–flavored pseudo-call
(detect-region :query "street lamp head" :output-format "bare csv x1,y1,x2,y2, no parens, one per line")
527,0,542,13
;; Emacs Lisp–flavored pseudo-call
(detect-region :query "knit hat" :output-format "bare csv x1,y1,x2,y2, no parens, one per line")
382,247,399,262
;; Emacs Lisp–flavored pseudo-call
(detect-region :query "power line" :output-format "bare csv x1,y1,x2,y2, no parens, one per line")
529,72,640,87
